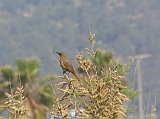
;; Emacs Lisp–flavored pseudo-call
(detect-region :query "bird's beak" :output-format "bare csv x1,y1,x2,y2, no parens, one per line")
56,52,59,54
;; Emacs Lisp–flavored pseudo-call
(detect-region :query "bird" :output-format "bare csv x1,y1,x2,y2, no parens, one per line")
56,52,81,82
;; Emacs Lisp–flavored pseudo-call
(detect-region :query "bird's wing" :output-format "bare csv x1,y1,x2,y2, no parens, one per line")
63,59,75,72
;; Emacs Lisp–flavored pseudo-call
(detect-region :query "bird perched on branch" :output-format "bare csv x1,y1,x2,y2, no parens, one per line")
56,52,81,82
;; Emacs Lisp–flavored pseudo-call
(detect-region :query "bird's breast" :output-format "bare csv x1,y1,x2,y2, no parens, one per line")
60,60,67,70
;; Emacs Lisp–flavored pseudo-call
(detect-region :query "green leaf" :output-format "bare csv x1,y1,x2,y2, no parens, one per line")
120,88,143,99
1,66,14,80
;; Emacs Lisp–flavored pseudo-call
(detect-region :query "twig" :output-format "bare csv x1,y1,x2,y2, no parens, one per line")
50,49,60,64
49,79,57,98
8,79,13,95
76,49,80,54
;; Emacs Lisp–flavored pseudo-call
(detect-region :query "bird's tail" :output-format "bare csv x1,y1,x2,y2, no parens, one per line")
72,71,81,83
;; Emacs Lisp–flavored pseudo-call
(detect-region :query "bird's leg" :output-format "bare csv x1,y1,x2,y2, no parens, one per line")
63,71,70,80
63,71,70,75
63,71,70,77
63,70,66,74
63,70,67,79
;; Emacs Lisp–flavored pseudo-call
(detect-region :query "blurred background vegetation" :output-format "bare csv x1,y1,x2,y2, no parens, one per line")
0,0,159,118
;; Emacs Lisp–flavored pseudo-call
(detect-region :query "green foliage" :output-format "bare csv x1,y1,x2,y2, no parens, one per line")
0,58,54,119
93,50,112,73
120,88,143,100
113,59,134,76
16,58,40,83
1,66,14,80
125,106,137,115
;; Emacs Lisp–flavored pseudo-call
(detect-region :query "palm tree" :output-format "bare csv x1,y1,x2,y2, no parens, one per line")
0,58,55,119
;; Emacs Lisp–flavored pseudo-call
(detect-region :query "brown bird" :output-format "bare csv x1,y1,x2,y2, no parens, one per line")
56,52,80,82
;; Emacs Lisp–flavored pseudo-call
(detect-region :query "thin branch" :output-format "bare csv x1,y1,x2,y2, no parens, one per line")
50,49,60,64
8,78,13,94
76,49,80,54
49,79,57,98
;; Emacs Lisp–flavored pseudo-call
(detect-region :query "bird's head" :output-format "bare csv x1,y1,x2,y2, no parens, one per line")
56,52,66,57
